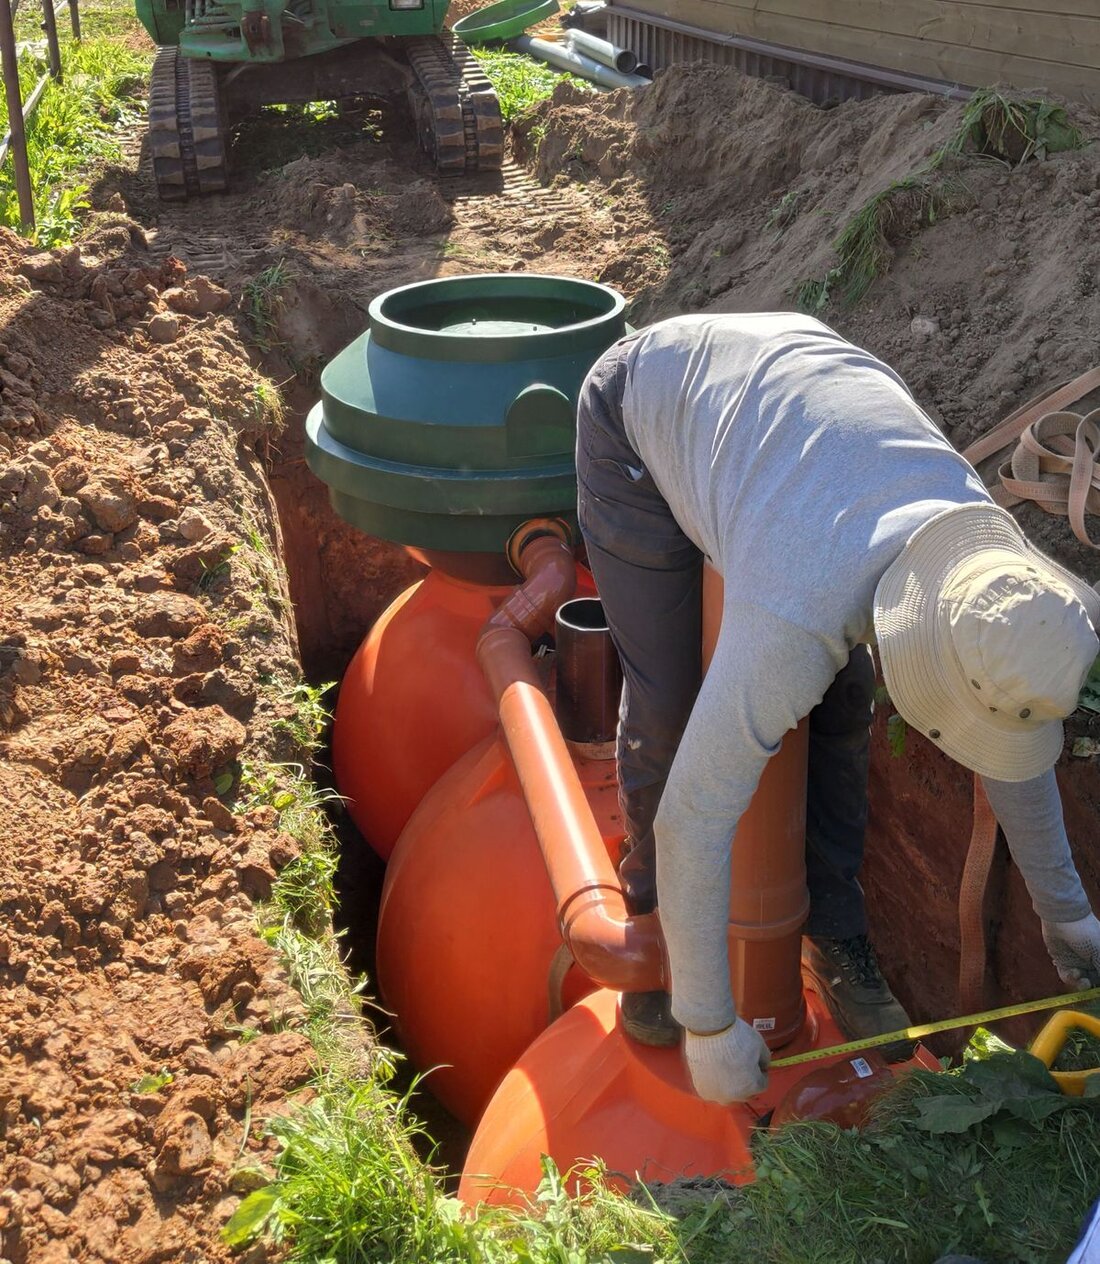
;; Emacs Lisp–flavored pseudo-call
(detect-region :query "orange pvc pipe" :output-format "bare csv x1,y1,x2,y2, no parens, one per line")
477,527,666,993
704,567,810,1047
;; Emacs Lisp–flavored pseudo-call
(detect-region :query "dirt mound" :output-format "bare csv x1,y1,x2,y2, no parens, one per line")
253,151,454,248
0,224,328,1263
521,65,1100,570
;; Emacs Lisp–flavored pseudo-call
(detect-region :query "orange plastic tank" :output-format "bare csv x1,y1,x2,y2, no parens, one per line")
459,989,939,1205
458,987,847,1204
376,731,624,1126
333,564,595,859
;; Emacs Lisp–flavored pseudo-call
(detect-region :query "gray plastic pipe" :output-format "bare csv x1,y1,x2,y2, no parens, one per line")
564,28,638,74
510,34,649,90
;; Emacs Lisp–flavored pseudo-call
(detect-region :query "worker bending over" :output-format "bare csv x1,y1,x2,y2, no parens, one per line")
576,313,1100,1104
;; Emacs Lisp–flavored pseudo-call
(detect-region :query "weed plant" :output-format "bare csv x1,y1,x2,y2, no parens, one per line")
471,48,592,123
0,0,151,242
243,261,292,351
796,88,1086,312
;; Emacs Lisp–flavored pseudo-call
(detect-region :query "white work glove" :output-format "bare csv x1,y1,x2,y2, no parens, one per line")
1042,912,1100,989
684,1018,771,1104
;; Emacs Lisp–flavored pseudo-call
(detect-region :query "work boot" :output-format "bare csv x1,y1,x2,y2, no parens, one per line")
801,934,915,1061
620,989,681,1048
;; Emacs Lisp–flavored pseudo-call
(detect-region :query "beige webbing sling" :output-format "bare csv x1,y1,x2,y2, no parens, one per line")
961,366,1100,549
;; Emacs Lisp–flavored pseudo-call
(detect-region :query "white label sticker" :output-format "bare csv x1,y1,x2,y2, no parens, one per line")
850,1057,873,1078
753,1017,776,1032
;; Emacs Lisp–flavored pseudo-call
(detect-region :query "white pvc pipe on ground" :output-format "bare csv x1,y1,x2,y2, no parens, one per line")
510,34,650,90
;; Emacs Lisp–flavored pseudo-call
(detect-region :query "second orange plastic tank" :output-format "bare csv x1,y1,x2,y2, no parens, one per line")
376,731,623,1126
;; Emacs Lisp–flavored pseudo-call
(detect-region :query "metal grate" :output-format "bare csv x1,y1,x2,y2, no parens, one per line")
607,5,972,106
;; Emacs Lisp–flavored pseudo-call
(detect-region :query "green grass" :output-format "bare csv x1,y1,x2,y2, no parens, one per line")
234,101,378,175
242,261,292,352
273,681,336,755
0,0,151,243
796,87,1086,312
684,1050,1100,1264
1053,1026,1100,1072
227,1078,683,1263
470,48,593,124
252,377,288,433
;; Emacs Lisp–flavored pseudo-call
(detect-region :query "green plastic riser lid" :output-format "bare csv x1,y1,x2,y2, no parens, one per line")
305,272,627,560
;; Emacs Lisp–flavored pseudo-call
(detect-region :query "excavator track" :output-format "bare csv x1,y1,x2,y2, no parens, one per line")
148,46,230,202
405,31,503,175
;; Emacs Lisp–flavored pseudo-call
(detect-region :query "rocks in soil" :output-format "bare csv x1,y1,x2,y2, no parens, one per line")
20,252,63,284
78,473,138,533
161,705,247,777
163,276,232,317
133,590,207,638
153,1108,213,1180
146,312,180,344
177,505,214,541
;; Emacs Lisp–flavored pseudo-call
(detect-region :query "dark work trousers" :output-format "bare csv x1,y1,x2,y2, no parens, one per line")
576,339,871,942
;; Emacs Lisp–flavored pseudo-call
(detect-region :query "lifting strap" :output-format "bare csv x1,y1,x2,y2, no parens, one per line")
960,365,1100,549
958,776,1001,1015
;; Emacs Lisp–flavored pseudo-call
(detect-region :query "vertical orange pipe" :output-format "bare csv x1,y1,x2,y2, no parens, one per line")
703,567,809,1049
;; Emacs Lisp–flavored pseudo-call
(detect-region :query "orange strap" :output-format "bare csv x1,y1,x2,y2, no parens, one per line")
961,367,1100,550
958,776,1002,1015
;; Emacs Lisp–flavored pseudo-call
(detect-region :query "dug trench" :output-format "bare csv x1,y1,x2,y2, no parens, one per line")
2,54,1100,1261
229,67,1100,1041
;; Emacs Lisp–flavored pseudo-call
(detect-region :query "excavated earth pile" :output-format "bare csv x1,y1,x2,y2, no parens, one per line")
0,222,330,1263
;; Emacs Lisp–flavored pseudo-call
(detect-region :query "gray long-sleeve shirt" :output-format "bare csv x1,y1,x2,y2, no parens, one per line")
620,313,1093,1035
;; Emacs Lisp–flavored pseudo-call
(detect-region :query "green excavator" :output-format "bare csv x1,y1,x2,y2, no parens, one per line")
136,0,503,199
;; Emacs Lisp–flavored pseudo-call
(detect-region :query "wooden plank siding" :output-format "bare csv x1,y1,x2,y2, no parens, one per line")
612,0,1100,105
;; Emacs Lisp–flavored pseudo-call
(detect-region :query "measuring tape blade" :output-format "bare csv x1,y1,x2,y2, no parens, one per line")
770,985,1100,1069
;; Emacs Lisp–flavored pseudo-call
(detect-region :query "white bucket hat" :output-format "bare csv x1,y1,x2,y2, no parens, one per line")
874,504,1100,782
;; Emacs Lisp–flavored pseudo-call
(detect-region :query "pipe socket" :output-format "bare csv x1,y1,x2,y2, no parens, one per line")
554,597,622,753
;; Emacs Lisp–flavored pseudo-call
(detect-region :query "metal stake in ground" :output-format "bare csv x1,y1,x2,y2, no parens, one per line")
0,0,34,228
41,0,62,82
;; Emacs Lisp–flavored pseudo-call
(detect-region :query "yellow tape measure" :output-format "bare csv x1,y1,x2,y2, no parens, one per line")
770,985,1100,1069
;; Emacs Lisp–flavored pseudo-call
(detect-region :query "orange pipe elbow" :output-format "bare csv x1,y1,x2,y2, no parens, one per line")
488,524,579,642
478,528,666,993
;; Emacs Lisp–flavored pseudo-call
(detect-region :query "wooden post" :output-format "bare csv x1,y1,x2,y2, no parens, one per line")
68,0,79,40
0,0,34,228
41,0,61,81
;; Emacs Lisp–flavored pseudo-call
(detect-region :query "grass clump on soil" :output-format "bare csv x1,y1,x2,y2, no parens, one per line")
796,87,1086,312
471,47,592,123
0,0,151,243
243,261,293,352
227,1088,682,1263
683,1047,1100,1264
